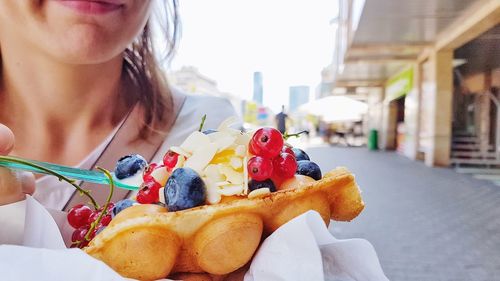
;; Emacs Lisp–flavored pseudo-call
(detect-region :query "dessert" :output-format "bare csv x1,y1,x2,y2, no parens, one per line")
65,117,364,280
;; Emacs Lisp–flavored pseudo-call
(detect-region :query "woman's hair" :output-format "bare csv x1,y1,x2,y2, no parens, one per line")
122,0,180,139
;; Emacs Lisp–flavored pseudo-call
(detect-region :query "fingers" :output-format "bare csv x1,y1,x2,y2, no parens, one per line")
0,167,24,205
0,124,15,155
20,172,36,195
0,124,26,206
0,169,36,205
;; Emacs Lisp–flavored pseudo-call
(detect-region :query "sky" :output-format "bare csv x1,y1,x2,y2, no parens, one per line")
163,0,339,112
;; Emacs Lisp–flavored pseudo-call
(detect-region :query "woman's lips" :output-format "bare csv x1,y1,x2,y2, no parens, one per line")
55,0,124,15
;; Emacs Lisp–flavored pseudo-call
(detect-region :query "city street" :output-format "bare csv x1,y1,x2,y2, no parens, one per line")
306,146,500,281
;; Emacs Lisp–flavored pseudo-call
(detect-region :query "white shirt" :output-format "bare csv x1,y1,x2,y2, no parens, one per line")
0,94,238,244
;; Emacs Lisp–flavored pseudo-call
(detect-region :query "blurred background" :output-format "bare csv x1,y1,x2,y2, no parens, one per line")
160,1,500,280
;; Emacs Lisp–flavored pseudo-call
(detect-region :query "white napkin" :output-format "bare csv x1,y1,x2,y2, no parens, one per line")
245,211,389,281
0,197,388,281
23,196,66,249
0,245,129,281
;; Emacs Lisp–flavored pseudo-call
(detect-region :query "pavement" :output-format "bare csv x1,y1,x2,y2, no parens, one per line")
305,145,500,281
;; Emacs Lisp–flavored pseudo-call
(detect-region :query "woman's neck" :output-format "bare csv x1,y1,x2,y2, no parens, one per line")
0,44,129,165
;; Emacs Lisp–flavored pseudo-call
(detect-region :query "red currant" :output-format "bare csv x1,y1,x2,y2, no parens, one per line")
273,152,298,179
71,226,91,248
67,204,93,229
249,128,284,159
86,202,115,224
99,214,112,226
101,202,115,214
87,210,100,225
163,150,179,170
247,156,274,181
282,146,295,157
143,163,158,182
136,181,161,204
71,226,88,243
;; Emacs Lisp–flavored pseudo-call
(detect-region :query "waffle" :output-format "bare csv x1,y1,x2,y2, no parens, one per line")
84,167,364,280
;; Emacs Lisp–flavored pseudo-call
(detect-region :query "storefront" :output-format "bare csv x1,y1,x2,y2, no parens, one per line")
327,0,500,167
381,67,413,153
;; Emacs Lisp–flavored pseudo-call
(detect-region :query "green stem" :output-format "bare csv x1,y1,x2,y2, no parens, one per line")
83,167,115,244
0,156,99,209
198,114,207,132
283,130,309,140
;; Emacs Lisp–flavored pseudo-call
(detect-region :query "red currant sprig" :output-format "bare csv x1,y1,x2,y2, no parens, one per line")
249,128,284,159
282,130,309,141
0,156,118,248
247,128,299,185
79,167,115,246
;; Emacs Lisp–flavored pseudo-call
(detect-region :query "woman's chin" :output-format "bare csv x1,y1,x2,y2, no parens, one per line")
45,30,127,65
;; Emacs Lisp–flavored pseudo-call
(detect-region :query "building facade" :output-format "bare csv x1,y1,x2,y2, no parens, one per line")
325,0,500,168
253,72,264,105
289,86,310,112
168,66,244,117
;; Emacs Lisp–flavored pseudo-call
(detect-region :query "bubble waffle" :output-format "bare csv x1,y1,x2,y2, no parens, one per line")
84,167,364,280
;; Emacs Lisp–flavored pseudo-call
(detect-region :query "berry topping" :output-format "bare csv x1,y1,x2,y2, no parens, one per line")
143,163,158,182
99,214,112,226
112,199,136,217
136,180,162,204
291,148,310,161
247,156,274,181
67,204,93,229
87,210,112,226
71,226,90,247
114,154,147,180
248,179,276,192
101,202,115,213
296,160,322,180
165,167,206,211
282,146,295,157
273,152,298,180
249,128,284,159
163,150,179,170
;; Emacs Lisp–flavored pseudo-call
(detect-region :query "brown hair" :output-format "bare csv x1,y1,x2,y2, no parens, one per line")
122,0,180,139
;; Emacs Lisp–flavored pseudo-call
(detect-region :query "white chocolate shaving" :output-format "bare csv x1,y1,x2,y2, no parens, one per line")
248,188,271,199
217,184,244,196
170,146,192,158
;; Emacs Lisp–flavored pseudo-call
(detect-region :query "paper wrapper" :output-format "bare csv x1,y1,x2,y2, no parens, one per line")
0,197,388,281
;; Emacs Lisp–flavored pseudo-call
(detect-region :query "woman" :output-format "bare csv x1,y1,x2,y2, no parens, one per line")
0,0,236,254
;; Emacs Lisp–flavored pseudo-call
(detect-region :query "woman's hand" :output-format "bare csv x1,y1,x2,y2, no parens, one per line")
0,124,35,206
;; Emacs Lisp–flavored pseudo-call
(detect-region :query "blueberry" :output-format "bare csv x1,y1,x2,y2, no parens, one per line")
164,168,206,211
292,148,310,161
248,179,276,192
296,160,322,180
112,199,136,217
202,129,218,135
114,154,147,179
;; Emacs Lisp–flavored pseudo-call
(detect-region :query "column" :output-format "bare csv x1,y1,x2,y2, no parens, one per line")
425,50,453,167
